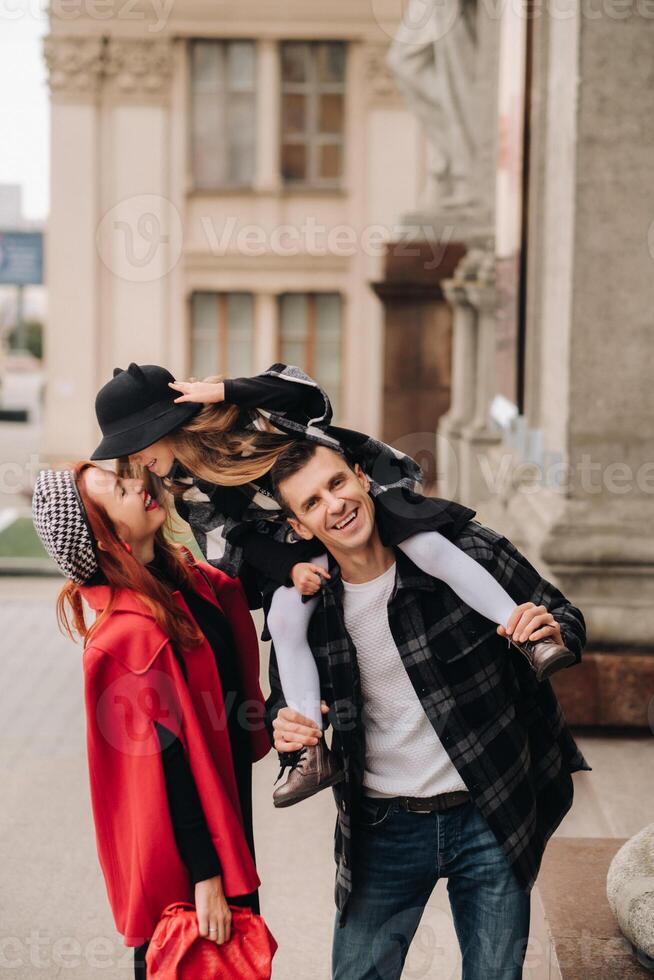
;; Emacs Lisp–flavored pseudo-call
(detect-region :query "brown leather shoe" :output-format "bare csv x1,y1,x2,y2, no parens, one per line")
508,634,576,682
273,740,344,809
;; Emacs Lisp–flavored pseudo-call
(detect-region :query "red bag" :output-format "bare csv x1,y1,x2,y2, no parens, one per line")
145,902,278,979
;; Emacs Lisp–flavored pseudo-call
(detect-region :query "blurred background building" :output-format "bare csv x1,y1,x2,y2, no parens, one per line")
0,5,648,974
42,0,431,458
42,0,654,723
0,184,46,422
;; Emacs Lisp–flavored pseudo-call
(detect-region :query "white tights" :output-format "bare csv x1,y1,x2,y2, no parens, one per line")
267,532,518,727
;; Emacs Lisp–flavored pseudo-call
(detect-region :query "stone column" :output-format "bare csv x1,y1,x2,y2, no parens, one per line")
254,292,278,372
438,245,502,503
43,34,177,460
97,38,176,379
256,39,281,194
168,38,190,378
506,11,654,650
459,253,502,503
438,280,476,498
42,36,104,461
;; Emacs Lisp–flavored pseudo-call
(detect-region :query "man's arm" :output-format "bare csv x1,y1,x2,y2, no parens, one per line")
457,521,587,662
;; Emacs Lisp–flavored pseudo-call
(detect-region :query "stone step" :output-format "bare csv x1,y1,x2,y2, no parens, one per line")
551,652,654,728
533,838,653,979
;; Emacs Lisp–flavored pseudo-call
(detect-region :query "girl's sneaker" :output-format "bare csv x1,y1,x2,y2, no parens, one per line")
273,740,344,808
508,635,576,682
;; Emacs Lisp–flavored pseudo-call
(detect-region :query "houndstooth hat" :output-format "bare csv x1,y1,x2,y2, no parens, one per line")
32,469,100,584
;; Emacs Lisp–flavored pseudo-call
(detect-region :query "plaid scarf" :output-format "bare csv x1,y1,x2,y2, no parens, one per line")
173,364,424,578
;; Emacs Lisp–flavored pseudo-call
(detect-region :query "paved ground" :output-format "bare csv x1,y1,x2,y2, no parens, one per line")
1,576,652,979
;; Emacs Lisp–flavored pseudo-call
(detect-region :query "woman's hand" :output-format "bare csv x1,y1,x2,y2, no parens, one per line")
291,562,331,596
169,380,225,405
195,875,232,945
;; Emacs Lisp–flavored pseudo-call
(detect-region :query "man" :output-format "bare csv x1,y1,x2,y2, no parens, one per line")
266,442,592,980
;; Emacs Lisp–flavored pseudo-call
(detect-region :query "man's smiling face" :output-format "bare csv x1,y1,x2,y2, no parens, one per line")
280,446,377,556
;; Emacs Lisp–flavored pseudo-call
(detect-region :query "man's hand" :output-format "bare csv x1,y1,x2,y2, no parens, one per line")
169,380,225,404
273,702,330,753
195,875,232,945
291,562,331,596
497,602,564,645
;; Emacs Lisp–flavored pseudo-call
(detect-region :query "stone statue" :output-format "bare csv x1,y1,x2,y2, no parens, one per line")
387,0,478,214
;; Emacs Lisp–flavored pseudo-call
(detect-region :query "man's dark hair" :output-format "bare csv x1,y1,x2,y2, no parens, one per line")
270,440,352,516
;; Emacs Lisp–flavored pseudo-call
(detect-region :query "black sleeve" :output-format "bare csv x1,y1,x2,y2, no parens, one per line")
223,367,328,424
233,561,264,611
155,722,222,885
264,643,292,765
238,526,323,588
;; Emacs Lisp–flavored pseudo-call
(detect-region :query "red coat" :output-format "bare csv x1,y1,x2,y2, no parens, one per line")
79,560,271,946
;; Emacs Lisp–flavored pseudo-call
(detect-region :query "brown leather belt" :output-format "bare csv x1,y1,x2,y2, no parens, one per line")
366,790,471,813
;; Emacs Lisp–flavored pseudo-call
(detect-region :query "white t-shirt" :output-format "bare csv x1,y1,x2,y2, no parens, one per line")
342,562,468,799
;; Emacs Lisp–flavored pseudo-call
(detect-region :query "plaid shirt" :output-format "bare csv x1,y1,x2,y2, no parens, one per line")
266,519,592,916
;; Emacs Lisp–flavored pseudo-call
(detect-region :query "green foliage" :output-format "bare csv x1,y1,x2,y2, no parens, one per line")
7,320,43,359
0,518,49,558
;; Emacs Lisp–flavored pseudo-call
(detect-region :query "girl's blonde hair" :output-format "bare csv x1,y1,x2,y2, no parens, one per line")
165,376,296,487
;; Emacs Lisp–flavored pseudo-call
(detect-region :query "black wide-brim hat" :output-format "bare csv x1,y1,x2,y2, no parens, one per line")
91,362,202,461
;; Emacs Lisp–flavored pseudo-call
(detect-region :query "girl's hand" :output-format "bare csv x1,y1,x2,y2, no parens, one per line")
291,562,331,596
169,380,225,405
195,875,232,945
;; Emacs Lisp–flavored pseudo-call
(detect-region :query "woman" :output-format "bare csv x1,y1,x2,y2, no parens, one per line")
32,463,271,978
89,362,576,807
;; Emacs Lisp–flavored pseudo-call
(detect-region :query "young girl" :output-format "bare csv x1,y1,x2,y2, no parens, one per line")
32,463,272,978
90,362,575,807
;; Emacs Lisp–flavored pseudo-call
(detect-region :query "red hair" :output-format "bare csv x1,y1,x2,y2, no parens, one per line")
57,461,202,650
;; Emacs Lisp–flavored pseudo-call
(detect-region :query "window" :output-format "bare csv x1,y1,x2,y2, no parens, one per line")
191,293,254,378
280,42,346,187
278,292,343,416
190,40,256,189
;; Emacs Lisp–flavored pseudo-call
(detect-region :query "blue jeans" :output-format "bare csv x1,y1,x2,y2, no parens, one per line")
332,797,530,980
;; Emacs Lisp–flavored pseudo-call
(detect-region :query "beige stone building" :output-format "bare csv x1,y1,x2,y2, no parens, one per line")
43,0,431,459
383,0,654,722
44,0,654,722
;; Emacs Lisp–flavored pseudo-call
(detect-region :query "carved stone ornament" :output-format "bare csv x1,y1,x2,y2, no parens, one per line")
44,35,173,101
43,35,105,97
103,38,174,97
363,43,404,106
